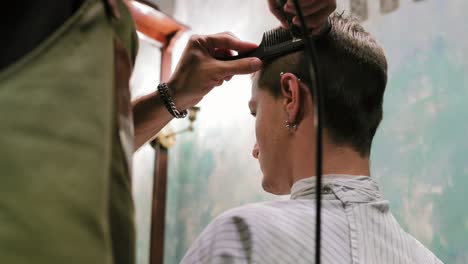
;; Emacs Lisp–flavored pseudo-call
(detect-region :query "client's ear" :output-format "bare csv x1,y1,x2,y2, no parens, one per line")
280,72,302,125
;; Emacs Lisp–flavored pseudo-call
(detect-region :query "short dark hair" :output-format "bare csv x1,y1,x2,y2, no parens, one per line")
256,13,388,157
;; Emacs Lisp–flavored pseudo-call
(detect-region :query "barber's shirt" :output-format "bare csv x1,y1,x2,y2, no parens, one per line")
181,175,444,264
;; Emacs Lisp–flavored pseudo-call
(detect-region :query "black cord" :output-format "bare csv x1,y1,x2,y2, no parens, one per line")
290,1,324,263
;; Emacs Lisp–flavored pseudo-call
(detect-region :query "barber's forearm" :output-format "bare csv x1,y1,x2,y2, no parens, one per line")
131,31,262,150
132,91,173,151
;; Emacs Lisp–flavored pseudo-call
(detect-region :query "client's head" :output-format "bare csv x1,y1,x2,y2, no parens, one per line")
249,13,388,194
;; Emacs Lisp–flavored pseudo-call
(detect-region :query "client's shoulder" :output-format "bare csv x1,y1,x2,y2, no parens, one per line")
217,200,298,217
183,201,298,263
211,199,311,229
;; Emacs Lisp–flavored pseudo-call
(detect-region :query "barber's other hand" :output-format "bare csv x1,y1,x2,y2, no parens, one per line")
268,0,336,33
168,32,262,110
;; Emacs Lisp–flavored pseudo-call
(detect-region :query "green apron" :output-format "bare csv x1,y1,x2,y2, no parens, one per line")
0,0,138,263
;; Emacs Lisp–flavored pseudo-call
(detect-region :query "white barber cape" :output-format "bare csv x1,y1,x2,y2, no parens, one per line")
181,175,444,264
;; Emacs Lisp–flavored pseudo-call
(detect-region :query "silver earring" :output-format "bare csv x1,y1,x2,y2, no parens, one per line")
285,120,298,131
280,72,301,82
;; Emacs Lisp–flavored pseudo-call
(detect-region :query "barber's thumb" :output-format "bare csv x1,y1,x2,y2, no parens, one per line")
221,57,262,75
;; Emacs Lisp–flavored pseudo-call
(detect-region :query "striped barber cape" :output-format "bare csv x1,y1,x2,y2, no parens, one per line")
181,175,444,264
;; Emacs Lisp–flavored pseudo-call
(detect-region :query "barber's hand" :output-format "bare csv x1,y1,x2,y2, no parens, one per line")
168,32,262,110
268,0,336,33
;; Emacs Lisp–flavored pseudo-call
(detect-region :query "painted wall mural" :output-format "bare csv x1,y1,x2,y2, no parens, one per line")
154,0,468,263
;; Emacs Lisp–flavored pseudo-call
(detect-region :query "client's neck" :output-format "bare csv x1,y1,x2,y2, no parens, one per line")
291,139,371,184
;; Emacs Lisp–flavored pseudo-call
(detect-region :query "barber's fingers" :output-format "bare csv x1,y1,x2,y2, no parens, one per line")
213,48,234,59
268,0,289,28
284,0,329,16
205,32,258,53
216,57,262,77
292,6,331,28
282,0,336,29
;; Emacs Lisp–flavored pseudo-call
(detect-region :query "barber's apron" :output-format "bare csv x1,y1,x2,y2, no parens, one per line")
0,0,138,263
